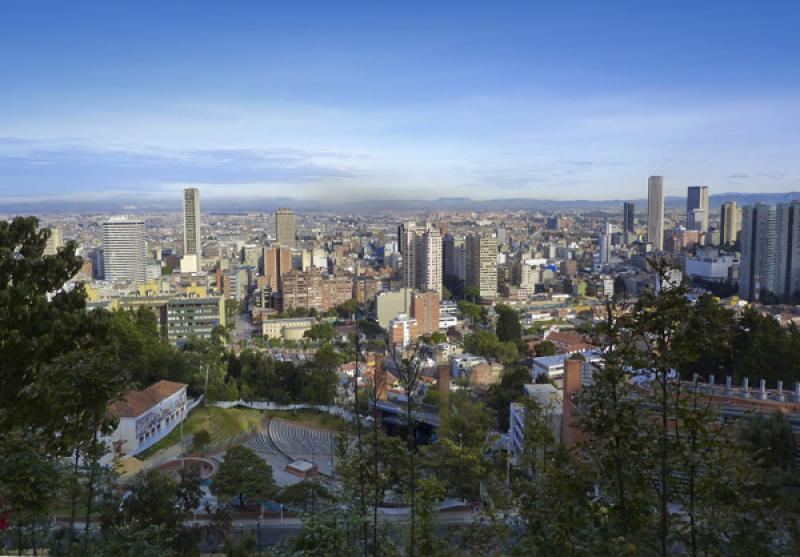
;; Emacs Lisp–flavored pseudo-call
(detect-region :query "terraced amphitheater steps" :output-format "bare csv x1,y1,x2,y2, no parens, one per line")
267,418,335,475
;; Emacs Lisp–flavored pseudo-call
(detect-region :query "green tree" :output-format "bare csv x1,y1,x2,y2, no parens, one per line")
739,410,797,478
629,262,694,557
464,286,481,303
414,477,448,557
88,467,204,557
494,341,519,365
336,299,360,318
671,293,737,380
439,390,496,449
338,426,405,509
577,299,651,547
289,513,354,557
395,355,425,556
123,468,202,537
0,217,86,432
276,480,331,513
192,429,211,453
534,340,557,357
458,300,482,323
495,305,522,342
463,330,500,358
211,446,277,509
421,439,488,501
0,431,60,554
430,331,447,344
514,445,608,557
732,307,795,384
304,322,337,341
487,365,531,430
301,343,341,404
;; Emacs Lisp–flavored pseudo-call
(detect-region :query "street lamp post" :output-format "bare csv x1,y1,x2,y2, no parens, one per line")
180,418,185,470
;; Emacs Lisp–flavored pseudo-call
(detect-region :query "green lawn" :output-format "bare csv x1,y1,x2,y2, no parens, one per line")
138,406,346,461
267,408,348,432
138,406,265,460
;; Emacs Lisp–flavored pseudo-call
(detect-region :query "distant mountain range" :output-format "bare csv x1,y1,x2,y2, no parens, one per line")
2,192,799,215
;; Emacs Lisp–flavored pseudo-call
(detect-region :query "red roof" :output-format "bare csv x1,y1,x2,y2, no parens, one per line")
109,380,187,418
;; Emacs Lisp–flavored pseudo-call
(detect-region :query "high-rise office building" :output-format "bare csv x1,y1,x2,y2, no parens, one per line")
622,202,635,245
466,232,498,300
775,201,800,299
420,227,442,295
687,186,709,233
399,221,419,289
102,217,147,284
598,221,613,264
399,222,443,297
739,203,776,301
647,176,665,251
263,245,293,291
720,201,742,246
275,208,296,248
183,188,201,258
443,233,467,280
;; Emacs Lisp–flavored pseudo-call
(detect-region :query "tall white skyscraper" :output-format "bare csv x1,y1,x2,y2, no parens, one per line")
102,217,147,284
687,185,709,233
648,176,665,251
420,227,442,296
739,203,776,301
399,222,443,297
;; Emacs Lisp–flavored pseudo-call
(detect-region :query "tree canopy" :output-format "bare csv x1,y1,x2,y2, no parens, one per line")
211,445,277,508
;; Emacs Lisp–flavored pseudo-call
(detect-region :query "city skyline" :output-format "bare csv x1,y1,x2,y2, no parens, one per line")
4,4,800,555
1,1,799,203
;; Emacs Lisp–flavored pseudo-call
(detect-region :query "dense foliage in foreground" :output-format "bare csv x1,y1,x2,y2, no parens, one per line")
0,217,798,556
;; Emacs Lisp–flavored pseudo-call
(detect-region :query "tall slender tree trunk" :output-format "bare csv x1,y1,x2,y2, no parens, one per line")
372,379,380,557
407,392,415,557
69,417,81,554
687,388,699,557
83,422,99,552
659,373,669,557
353,331,368,556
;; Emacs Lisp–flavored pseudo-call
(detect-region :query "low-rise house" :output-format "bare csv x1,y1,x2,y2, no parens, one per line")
106,380,189,462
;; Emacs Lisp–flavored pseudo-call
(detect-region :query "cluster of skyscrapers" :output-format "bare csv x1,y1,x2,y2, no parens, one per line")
739,201,800,301
636,174,797,302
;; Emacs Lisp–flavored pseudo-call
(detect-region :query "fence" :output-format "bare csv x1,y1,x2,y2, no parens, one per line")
212,400,354,421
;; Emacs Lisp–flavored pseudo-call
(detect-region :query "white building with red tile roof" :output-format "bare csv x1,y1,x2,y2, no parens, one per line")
107,380,188,460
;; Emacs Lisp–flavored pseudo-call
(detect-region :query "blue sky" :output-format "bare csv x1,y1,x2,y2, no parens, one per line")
1,0,798,202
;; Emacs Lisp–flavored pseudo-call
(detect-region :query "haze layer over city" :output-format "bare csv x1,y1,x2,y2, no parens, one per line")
1,2,799,556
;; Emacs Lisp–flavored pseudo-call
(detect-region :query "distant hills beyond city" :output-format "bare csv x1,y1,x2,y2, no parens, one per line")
2,191,799,214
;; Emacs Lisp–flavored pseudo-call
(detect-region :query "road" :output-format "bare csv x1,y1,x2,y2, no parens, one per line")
56,509,478,551
234,311,255,342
